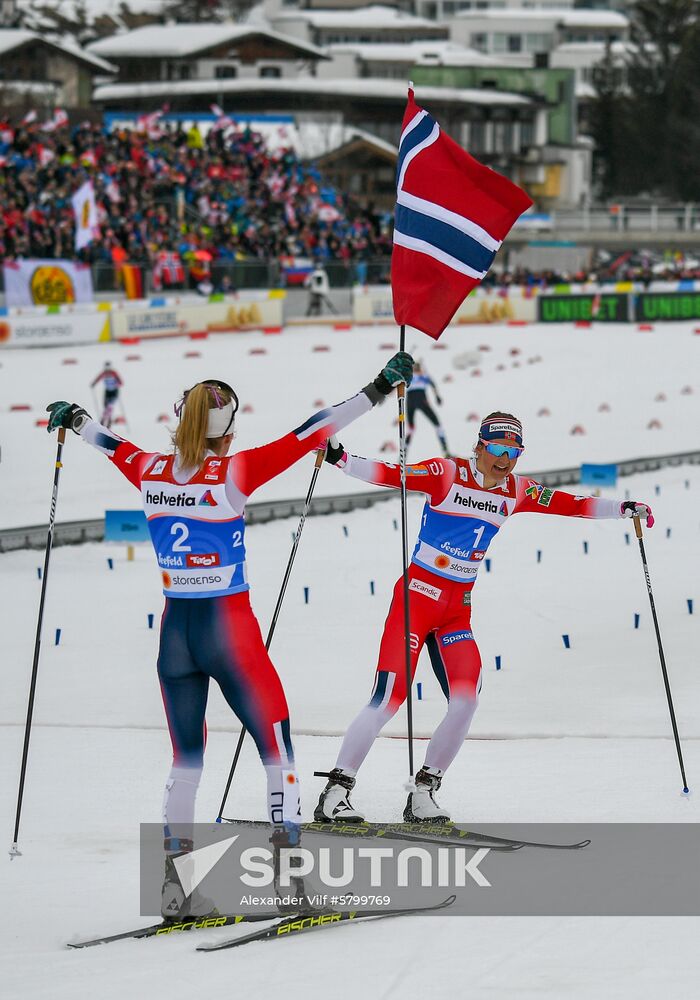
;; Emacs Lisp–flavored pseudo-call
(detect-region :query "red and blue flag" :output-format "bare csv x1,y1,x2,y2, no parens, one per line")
392,88,533,338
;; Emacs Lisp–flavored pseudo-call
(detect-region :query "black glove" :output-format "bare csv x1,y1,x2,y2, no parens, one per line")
325,436,345,466
363,351,414,404
46,401,91,435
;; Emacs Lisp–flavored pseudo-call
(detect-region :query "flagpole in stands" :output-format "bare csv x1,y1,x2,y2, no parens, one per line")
397,323,415,780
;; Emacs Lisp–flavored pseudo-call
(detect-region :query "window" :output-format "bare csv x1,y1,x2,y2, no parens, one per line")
493,33,522,53
215,65,237,79
469,120,486,152
259,66,281,78
471,32,488,51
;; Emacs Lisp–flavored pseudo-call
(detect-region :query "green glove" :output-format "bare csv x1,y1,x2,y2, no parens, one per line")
46,401,91,434
379,351,414,390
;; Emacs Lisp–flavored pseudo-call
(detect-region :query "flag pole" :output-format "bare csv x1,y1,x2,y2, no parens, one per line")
397,323,415,779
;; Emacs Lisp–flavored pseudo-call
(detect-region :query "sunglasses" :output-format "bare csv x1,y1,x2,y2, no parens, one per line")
480,439,524,460
174,379,240,418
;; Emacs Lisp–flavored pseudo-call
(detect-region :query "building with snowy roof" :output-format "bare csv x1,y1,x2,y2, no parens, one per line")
449,7,629,66
315,39,500,79
0,29,116,106
270,5,449,46
87,22,328,82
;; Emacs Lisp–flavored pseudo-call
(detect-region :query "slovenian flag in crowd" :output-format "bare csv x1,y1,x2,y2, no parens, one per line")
391,87,533,339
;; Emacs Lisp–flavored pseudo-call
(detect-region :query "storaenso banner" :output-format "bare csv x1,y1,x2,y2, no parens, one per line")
635,292,700,321
538,294,629,323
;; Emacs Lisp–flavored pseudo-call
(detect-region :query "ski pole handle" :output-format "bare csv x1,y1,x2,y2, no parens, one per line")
314,445,326,469
633,514,643,539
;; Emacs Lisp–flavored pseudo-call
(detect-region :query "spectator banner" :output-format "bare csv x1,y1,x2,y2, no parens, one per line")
3,260,94,308
71,181,99,252
538,293,629,323
0,307,110,348
634,292,700,322
353,286,536,325
110,292,283,341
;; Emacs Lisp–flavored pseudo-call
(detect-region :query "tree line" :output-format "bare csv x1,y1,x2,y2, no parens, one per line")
591,0,700,201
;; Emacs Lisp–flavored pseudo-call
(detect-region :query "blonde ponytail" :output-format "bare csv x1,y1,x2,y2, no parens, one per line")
173,382,235,469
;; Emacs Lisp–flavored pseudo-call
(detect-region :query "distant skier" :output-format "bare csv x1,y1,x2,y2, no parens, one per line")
316,412,654,824
406,360,448,456
91,362,122,428
46,351,413,918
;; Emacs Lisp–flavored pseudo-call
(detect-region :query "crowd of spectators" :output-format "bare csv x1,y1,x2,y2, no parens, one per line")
3,114,700,291
0,115,391,279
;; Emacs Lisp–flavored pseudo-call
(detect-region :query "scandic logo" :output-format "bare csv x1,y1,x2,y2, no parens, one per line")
452,492,499,514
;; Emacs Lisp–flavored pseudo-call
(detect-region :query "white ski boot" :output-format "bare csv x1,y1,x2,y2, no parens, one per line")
161,841,217,921
403,767,450,824
314,768,365,823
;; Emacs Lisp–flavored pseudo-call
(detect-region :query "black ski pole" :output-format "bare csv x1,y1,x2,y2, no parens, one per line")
633,515,690,795
216,446,326,822
397,324,415,779
10,428,68,858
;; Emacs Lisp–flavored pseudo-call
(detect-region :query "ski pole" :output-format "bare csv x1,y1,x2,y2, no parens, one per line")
397,324,415,780
10,428,68,858
216,446,326,822
633,515,690,795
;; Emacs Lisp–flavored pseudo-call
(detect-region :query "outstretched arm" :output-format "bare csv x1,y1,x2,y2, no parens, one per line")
46,402,158,489
228,352,414,499
327,440,455,505
513,477,653,524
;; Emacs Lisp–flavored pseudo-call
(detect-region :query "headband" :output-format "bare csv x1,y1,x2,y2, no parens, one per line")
174,380,239,439
480,417,523,447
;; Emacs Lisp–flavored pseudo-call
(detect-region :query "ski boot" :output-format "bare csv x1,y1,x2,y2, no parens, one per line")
314,768,365,823
161,838,217,921
403,767,450,824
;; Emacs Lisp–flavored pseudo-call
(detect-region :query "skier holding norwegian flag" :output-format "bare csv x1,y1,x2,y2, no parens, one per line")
315,86,654,824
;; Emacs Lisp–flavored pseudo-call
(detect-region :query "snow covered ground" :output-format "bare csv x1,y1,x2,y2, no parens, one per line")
2,320,700,998
1,321,699,527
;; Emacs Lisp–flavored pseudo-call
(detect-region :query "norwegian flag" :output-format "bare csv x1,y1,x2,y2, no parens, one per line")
41,108,69,133
210,103,235,133
37,144,55,167
391,87,532,339
136,105,169,138
153,251,185,290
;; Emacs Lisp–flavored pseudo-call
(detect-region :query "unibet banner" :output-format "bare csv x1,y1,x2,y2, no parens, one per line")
3,259,94,307
538,294,629,323
635,292,700,321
